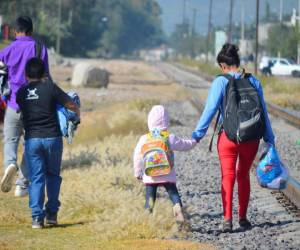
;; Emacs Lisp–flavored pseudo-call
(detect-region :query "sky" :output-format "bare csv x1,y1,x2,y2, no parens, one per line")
156,0,299,35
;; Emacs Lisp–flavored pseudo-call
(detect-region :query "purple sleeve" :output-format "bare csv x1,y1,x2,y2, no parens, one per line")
169,134,197,151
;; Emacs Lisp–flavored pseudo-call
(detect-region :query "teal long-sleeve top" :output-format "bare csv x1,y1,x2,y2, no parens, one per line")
192,72,275,145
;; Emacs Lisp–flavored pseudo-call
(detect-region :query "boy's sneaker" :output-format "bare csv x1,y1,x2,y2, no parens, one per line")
14,185,28,197
32,218,44,229
222,219,233,233
239,218,252,230
173,203,185,222
46,212,58,226
1,164,18,193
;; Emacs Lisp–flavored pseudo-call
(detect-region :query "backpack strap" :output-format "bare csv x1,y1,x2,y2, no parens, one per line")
208,74,232,152
208,109,221,152
34,40,43,59
217,73,233,81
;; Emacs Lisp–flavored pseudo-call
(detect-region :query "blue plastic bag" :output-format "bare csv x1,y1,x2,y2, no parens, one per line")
256,145,288,190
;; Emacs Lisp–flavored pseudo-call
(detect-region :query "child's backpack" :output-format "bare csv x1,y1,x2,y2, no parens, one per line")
256,145,288,190
0,61,11,98
141,129,173,177
57,91,81,144
221,74,265,143
0,61,9,123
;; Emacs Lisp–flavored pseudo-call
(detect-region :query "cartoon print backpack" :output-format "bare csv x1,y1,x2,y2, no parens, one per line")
141,129,173,177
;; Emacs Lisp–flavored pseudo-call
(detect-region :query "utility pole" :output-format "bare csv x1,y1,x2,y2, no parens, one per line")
206,0,213,62
183,0,187,24
228,0,234,42
56,0,62,54
255,0,260,74
279,0,283,23
241,0,245,40
191,8,198,58
192,8,197,36
298,0,300,64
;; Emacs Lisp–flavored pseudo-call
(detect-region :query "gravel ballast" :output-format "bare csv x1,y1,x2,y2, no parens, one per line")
163,100,300,250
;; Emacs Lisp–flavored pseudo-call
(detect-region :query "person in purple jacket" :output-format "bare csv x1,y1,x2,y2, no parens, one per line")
0,16,50,197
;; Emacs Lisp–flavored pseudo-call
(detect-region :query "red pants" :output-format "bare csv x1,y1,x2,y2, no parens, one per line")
217,132,259,220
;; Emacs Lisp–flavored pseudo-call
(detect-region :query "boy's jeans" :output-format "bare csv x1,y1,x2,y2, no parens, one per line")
4,107,28,187
25,137,63,220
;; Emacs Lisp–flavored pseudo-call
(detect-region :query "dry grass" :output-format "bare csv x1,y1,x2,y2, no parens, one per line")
260,76,300,110
0,104,213,250
0,40,10,50
101,239,214,250
62,135,177,240
0,60,214,249
71,99,152,146
178,59,220,77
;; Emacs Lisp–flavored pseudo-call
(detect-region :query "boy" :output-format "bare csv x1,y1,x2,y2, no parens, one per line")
17,58,79,229
0,16,50,197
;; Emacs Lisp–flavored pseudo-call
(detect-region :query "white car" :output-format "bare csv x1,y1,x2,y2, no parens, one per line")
269,58,300,77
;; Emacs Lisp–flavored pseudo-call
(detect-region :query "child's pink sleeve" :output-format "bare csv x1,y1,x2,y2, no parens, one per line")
133,135,147,178
169,134,197,152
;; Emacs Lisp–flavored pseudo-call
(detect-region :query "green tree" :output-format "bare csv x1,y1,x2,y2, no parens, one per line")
169,22,209,58
0,0,164,57
267,24,299,60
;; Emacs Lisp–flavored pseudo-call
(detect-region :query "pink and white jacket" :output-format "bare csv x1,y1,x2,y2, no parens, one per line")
133,105,197,184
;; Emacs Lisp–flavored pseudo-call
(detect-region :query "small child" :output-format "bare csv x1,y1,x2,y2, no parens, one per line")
16,58,80,229
133,105,196,222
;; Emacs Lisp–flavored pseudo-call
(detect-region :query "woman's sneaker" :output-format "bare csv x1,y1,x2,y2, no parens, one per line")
239,218,252,230
1,164,17,193
222,220,233,233
14,185,29,197
46,212,58,226
32,218,44,229
173,203,185,222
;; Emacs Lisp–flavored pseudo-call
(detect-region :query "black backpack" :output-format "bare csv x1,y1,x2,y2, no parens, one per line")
209,73,265,151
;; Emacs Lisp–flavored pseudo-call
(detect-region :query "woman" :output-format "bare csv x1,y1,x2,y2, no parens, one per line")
192,43,275,232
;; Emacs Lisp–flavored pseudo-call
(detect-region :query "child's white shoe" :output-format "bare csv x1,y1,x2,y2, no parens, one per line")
173,203,184,222
1,164,18,193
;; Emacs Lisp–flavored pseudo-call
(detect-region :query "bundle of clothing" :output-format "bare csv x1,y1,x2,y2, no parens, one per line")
57,91,81,144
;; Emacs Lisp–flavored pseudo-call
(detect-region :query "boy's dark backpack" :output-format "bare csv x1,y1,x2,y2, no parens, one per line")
222,73,265,142
209,73,265,151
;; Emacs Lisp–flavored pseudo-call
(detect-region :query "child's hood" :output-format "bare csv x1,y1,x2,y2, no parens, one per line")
148,105,169,131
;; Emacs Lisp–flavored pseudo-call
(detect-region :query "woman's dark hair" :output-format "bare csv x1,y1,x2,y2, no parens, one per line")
14,16,33,34
25,58,45,79
217,43,240,67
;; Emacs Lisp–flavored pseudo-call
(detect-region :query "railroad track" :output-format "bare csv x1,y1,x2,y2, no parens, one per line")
157,62,300,217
